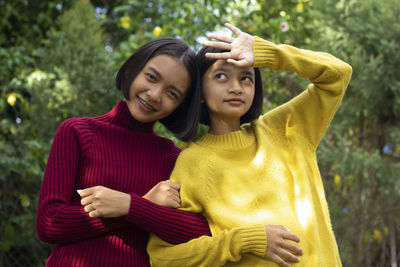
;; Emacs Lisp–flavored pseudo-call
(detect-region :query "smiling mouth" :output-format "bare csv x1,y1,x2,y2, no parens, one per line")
138,96,157,112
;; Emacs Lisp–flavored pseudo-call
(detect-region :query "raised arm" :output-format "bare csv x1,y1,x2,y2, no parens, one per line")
253,37,352,146
36,120,127,244
202,23,352,147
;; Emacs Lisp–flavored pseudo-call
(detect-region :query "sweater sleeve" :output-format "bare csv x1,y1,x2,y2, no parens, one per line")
253,37,352,147
123,193,211,244
122,139,211,244
36,120,126,244
147,224,266,267
146,147,267,265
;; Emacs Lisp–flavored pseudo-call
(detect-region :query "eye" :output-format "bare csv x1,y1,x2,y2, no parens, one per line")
215,73,228,81
167,90,179,99
242,76,254,84
145,73,157,82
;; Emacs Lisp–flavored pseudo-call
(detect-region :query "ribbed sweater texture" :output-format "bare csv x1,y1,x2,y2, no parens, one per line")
36,100,210,267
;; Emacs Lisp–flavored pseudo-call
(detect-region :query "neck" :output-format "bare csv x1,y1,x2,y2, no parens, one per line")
108,100,155,133
209,116,241,135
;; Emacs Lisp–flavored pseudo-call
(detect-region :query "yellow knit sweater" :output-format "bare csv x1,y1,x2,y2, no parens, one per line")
147,37,352,267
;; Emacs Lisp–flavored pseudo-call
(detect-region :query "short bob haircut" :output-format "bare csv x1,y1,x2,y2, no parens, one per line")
116,38,201,141
196,46,264,126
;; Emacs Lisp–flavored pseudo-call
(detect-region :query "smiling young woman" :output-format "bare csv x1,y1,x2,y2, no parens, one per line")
36,38,211,267
125,54,190,123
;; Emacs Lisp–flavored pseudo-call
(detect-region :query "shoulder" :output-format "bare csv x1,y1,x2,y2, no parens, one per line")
169,142,207,183
154,136,182,160
178,142,207,164
56,116,101,136
53,117,103,154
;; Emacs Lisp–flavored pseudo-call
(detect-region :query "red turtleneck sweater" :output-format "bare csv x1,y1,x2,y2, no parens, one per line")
36,101,210,266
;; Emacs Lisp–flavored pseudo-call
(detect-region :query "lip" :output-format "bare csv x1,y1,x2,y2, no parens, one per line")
224,98,244,105
137,96,157,112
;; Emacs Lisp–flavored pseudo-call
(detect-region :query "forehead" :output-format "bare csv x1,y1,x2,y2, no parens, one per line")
209,60,254,74
146,54,185,71
144,54,191,88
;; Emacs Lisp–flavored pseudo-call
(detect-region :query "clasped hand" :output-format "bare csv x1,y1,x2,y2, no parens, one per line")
77,186,131,218
78,180,181,218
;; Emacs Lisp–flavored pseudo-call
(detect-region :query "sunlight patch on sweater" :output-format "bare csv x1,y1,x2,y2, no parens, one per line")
295,183,300,196
230,192,254,207
295,197,313,228
216,203,275,225
251,151,265,167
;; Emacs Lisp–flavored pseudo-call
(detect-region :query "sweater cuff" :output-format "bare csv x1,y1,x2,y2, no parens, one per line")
123,193,147,223
238,224,267,257
253,36,280,69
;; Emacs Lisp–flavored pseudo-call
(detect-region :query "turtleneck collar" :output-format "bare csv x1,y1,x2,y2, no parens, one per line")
197,126,255,151
108,100,155,133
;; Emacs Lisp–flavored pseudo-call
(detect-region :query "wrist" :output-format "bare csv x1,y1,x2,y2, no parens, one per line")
121,192,131,216
238,224,267,257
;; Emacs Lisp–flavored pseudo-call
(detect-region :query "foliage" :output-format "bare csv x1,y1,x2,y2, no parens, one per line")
312,0,400,265
0,0,399,266
102,0,316,141
1,0,117,265
1,0,70,265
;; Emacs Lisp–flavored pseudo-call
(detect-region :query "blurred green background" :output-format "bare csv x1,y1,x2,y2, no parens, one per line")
1,0,399,266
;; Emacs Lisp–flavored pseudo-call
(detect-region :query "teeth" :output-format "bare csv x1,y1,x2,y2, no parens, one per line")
138,97,156,111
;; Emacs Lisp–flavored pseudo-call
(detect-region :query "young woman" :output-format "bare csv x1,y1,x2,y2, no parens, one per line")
36,38,211,267
146,24,352,267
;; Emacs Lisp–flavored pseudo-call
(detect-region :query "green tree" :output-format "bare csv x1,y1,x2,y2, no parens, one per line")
311,0,400,265
7,0,392,266
34,0,119,137
0,1,73,265
1,0,117,265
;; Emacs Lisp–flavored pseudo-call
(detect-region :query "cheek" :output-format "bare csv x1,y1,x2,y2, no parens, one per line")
128,82,135,99
201,85,213,104
203,91,219,110
128,77,143,98
248,85,256,100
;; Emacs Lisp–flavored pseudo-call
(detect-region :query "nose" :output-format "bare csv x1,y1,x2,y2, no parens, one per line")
146,86,162,103
229,79,243,95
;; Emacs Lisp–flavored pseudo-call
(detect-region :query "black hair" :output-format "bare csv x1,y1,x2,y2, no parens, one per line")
196,46,263,126
115,38,201,141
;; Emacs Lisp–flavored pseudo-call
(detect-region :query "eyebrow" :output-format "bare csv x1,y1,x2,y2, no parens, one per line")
147,66,184,97
242,70,255,76
148,66,162,79
212,67,255,76
212,67,231,74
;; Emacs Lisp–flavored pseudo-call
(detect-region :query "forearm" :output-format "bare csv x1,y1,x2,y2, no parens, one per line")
254,37,352,145
147,224,266,267
124,193,211,244
36,200,126,244
253,36,352,90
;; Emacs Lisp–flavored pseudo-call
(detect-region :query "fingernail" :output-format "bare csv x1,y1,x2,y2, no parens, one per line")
77,190,82,194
